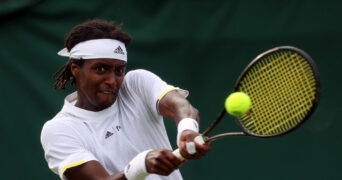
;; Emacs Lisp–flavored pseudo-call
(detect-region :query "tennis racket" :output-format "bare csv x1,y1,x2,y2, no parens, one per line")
173,46,320,159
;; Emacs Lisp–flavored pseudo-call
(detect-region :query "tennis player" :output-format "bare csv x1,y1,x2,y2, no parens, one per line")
40,19,210,180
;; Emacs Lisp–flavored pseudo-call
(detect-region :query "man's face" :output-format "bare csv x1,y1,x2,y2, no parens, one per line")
71,59,126,111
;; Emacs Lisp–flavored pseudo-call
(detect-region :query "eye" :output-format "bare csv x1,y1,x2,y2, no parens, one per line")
116,67,126,75
96,65,107,73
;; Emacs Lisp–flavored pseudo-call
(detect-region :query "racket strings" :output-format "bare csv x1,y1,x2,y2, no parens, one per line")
238,50,317,136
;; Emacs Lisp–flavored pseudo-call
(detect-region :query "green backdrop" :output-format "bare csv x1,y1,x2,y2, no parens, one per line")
1,0,341,179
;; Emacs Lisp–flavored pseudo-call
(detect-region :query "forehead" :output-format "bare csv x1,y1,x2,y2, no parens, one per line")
84,58,127,66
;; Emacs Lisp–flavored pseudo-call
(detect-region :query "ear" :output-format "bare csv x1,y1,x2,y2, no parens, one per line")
70,62,80,78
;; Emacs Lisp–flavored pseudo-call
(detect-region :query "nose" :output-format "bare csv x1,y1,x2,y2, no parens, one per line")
105,72,117,87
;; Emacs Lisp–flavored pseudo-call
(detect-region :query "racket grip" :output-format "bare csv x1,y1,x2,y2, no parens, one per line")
172,135,205,160
172,149,185,161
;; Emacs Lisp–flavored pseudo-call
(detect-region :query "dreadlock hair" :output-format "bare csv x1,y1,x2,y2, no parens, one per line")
53,19,132,90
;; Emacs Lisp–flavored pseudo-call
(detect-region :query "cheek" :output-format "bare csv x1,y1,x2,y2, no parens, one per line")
77,76,90,89
116,77,125,87
77,74,101,93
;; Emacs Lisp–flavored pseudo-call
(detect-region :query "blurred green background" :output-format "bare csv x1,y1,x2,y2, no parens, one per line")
1,0,341,179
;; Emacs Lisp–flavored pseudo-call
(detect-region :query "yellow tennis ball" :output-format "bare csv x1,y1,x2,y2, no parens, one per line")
225,92,251,117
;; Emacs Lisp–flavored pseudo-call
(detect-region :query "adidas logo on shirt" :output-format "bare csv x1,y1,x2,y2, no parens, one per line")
105,131,114,139
114,46,125,55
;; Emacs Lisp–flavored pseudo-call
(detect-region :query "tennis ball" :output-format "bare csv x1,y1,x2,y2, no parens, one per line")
225,92,251,117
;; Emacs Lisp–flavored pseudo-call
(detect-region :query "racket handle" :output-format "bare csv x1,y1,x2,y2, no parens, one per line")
173,149,185,160
172,135,205,160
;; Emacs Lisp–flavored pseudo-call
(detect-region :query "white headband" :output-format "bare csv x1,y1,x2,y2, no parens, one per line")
57,39,127,62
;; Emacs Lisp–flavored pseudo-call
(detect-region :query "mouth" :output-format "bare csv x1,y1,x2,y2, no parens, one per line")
101,90,115,95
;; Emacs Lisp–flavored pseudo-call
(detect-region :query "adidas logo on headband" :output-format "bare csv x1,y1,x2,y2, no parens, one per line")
114,46,125,55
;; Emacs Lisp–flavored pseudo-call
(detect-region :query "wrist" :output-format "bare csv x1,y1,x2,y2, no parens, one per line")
124,150,152,180
176,118,199,146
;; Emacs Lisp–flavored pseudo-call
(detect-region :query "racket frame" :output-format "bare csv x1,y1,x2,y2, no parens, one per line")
202,46,321,141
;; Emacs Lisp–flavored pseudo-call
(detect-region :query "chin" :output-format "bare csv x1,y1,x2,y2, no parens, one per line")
96,94,117,108
100,99,116,109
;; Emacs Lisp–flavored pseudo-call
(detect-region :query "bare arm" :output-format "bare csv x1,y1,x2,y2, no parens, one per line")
158,90,210,159
158,90,200,124
64,161,126,180
64,150,184,180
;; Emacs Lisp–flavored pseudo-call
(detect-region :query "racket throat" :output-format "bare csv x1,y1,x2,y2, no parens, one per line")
206,132,246,142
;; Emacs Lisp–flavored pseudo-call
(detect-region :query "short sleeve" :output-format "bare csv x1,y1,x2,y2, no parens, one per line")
122,69,179,116
40,120,97,180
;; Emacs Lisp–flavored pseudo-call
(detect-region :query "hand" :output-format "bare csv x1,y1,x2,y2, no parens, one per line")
145,149,185,176
178,130,211,159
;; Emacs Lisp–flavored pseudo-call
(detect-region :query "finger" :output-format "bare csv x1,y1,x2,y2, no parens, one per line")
153,164,174,176
186,142,196,154
194,135,205,145
194,143,211,157
155,157,181,175
149,150,182,174
180,142,211,159
179,144,197,159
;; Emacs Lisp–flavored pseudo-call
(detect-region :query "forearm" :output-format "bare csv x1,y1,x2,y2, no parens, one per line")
103,172,126,180
64,161,127,180
158,90,199,124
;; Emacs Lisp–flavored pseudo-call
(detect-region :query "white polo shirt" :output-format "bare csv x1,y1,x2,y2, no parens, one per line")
41,69,184,180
